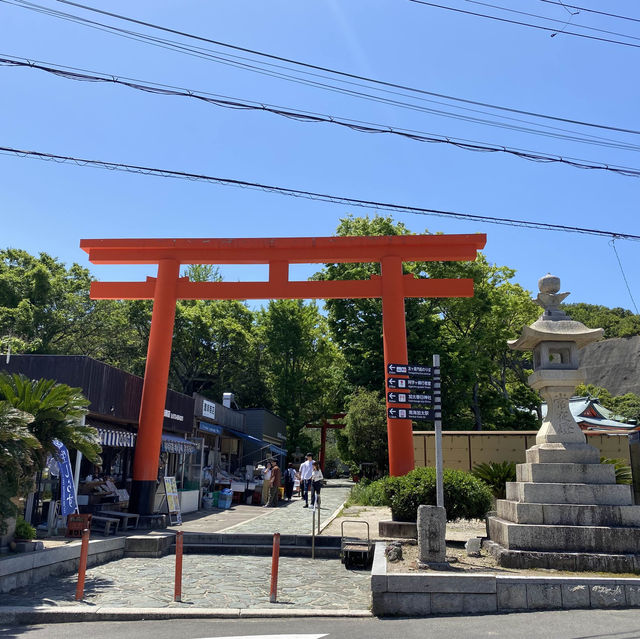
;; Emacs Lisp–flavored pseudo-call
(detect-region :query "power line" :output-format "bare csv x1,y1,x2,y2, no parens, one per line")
537,0,640,25
609,239,639,313
408,0,640,49
465,0,640,41
5,54,640,171
4,0,638,137
2,144,639,242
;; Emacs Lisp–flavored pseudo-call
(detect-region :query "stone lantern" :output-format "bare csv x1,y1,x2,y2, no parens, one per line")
510,273,603,459
486,274,640,573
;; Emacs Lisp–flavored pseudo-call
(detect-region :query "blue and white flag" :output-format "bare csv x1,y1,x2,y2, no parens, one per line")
52,439,77,516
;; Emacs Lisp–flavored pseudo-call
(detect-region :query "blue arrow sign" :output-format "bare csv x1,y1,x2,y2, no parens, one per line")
387,363,440,377
387,377,439,390
387,391,439,405
387,407,442,420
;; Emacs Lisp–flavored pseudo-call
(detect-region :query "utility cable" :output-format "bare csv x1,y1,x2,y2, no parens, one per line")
537,1,640,25
1,144,640,242
464,0,640,41
609,239,639,313
408,0,640,49
4,54,640,164
3,0,638,137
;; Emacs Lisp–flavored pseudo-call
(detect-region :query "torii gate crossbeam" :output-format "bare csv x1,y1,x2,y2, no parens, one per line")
81,234,486,514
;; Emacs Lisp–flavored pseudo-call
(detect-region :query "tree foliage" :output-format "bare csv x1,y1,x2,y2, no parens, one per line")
563,303,640,339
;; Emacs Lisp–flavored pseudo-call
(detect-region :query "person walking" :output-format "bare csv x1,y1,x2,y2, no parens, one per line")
299,452,314,508
310,461,324,511
283,462,296,501
261,460,272,506
267,459,281,507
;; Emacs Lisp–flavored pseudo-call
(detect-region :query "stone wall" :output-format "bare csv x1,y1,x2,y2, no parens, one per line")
0,537,125,594
371,543,640,616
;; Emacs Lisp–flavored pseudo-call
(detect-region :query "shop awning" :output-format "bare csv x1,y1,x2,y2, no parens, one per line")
224,427,268,446
90,424,137,448
269,444,287,456
161,433,199,455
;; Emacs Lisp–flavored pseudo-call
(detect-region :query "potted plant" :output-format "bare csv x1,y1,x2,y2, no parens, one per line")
10,517,41,553
349,462,361,483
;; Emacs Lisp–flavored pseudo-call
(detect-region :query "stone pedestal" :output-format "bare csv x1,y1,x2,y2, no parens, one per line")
418,505,446,564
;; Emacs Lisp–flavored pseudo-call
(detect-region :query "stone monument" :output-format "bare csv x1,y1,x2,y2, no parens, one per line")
486,274,640,573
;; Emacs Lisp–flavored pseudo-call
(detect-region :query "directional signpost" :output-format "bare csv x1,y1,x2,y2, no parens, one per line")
386,355,444,507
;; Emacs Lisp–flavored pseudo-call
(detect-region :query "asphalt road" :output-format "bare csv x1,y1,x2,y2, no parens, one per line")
2,609,640,639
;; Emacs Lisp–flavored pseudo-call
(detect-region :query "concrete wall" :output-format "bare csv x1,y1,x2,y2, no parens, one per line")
0,537,125,594
413,431,631,471
371,543,640,616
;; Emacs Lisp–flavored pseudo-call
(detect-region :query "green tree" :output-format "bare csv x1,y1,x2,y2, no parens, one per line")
0,373,101,470
257,299,345,451
563,303,640,339
0,403,39,534
341,388,389,471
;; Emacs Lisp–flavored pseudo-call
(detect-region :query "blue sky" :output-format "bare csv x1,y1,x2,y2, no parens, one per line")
1,0,639,311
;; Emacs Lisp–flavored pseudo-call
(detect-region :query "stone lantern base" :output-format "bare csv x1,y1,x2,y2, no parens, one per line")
486,444,640,573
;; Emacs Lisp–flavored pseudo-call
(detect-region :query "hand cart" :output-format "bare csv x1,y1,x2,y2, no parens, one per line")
340,520,374,569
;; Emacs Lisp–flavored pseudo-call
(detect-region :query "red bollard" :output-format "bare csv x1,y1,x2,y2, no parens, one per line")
174,531,183,602
75,528,90,601
269,532,281,603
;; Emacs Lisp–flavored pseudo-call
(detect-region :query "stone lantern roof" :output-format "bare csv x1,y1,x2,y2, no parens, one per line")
508,273,603,351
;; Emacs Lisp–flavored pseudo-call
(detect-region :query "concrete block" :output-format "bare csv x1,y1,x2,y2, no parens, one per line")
386,573,495,594
417,505,446,564
496,581,527,610
526,443,600,465
506,481,633,505
431,593,464,614
526,583,562,610
625,585,640,606
517,463,616,485
462,594,497,614
372,592,431,616
378,520,417,539
371,574,387,593
0,554,35,576
590,584,626,608
488,516,640,554
562,583,590,609
0,574,17,594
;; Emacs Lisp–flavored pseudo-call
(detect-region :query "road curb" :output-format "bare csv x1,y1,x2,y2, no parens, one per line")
0,605,372,625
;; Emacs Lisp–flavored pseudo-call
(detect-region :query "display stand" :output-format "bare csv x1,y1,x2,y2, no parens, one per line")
163,476,182,525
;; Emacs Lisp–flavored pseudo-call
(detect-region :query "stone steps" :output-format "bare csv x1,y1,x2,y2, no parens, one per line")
505,481,633,506
488,516,640,554
496,500,640,527
516,462,615,485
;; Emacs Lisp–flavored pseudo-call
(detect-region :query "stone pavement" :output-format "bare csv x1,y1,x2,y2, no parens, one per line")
1,554,371,610
168,480,352,535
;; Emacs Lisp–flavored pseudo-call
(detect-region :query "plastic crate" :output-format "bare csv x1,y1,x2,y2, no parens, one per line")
211,490,220,507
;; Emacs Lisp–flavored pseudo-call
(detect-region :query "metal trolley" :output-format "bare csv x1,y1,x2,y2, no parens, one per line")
340,520,373,569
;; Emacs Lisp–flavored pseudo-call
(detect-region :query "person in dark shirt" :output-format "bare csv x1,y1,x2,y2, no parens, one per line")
267,459,281,507
283,463,296,501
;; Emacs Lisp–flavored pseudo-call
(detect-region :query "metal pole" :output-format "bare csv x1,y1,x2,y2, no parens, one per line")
174,530,183,602
433,354,444,508
311,509,316,560
75,528,90,601
269,532,280,602
317,493,321,535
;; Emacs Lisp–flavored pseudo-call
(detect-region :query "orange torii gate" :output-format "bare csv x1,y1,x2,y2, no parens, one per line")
81,234,486,514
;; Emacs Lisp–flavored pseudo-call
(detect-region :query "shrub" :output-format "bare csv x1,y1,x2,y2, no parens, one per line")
348,466,493,522
601,457,633,485
14,517,36,540
472,461,517,500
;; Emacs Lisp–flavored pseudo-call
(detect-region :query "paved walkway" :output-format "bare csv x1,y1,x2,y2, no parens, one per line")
1,554,370,610
169,480,352,535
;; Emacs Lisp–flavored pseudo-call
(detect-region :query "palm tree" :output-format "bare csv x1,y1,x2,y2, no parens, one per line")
0,373,101,469
0,401,39,535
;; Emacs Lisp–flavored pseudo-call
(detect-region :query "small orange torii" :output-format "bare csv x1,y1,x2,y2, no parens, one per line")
304,413,347,473
81,234,486,514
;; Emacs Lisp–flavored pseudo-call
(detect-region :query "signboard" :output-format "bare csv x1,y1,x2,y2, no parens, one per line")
387,376,439,390
164,476,182,525
387,363,440,377
202,399,216,420
66,513,92,538
387,407,441,420
387,391,439,405
199,421,223,435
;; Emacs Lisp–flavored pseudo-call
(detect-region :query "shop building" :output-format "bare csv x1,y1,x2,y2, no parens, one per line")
0,355,198,521
239,408,287,467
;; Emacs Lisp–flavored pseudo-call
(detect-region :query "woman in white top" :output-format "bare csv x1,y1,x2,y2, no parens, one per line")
310,461,324,509
261,461,272,506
